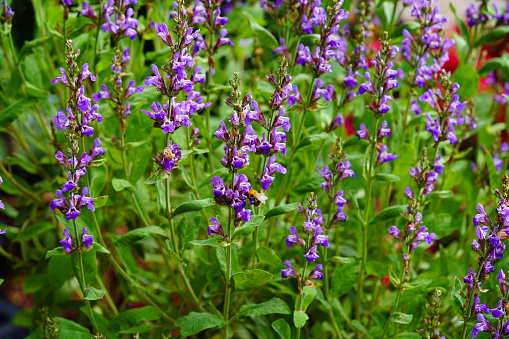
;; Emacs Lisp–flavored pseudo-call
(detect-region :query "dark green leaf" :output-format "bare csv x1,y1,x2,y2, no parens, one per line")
232,215,265,242
297,133,328,149
390,22,420,38
172,198,215,218
231,269,272,290
107,306,161,335
0,99,36,129
271,318,291,339
352,320,374,339
71,251,97,286
244,13,278,50
113,226,167,248
111,178,134,192
191,237,223,247
179,312,226,337
238,298,291,318
476,26,509,46
365,261,388,277
264,202,300,219
296,286,316,311
369,205,407,225
256,246,281,267
84,287,106,300
54,318,91,339
15,222,53,242
90,165,108,196
452,276,465,321
45,247,67,259
332,259,359,297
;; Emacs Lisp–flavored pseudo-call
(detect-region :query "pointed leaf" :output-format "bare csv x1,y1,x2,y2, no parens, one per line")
231,269,272,290
84,287,106,300
264,202,300,219
238,298,291,318
232,215,265,242
179,312,226,337
113,226,167,248
272,318,291,339
172,198,215,218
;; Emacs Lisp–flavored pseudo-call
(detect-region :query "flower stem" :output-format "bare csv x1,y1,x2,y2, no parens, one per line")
224,178,234,339
8,31,28,97
379,265,407,339
460,263,485,339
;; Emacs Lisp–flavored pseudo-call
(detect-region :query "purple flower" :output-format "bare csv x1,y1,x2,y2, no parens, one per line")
78,2,97,19
377,145,398,165
410,100,422,115
286,226,305,248
312,226,329,247
389,226,401,239
378,121,391,139
404,187,415,200
281,260,298,279
356,123,369,140
155,140,182,171
0,228,6,234
60,229,73,253
474,204,491,227
309,264,323,281
208,217,225,237
472,314,494,339
81,227,94,249
498,269,506,295
304,245,319,262
260,155,286,191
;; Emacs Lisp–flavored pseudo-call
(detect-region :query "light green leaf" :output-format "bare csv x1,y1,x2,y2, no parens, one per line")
84,287,106,300
371,173,401,183
112,178,134,192
427,190,454,199
256,246,281,267
296,286,316,311
264,202,300,219
369,205,407,225
293,311,308,329
90,165,108,196
231,269,272,290
94,196,109,208
271,318,291,339
244,13,278,50
352,320,374,339
451,64,479,99
238,298,291,318
232,215,265,242
45,247,67,259
113,226,167,248
297,133,328,149
393,312,413,324
191,237,223,247
179,312,226,337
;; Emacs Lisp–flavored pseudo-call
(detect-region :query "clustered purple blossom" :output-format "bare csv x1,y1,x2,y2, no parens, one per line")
464,180,509,335
0,0,14,22
388,149,438,264
210,174,252,228
191,0,234,81
317,139,355,224
93,48,144,132
143,2,210,174
101,0,139,40
60,227,94,253
356,119,398,166
282,193,326,282
50,41,103,223
466,0,509,28
418,74,467,145
154,140,183,172
401,0,454,88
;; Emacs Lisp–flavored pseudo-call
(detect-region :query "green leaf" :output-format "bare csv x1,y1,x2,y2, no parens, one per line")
296,286,316,311
90,165,107,196
54,318,91,339
112,178,134,192
231,269,272,290
172,198,215,218
113,226,167,248
332,259,359,297
449,3,470,43
352,320,374,339
84,287,106,300
0,278,3,286
256,246,281,267
293,311,309,329
232,215,265,242
375,1,395,29
476,26,509,46
94,196,109,208
191,237,223,247
88,243,111,254
244,13,278,50
369,205,407,225
271,319,291,339
71,251,97,286
179,312,226,337
451,64,479,99
452,276,466,321
107,306,161,335
483,146,500,192
371,173,401,183
393,312,413,324
15,222,53,242
45,247,67,259
297,133,328,149
390,22,420,38
264,202,300,219
0,98,36,129
365,261,388,277
238,298,291,318
427,190,454,199
479,56,509,77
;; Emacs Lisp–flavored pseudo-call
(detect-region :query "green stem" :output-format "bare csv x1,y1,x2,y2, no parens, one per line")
379,265,407,339
224,182,234,339
355,119,379,327
296,234,311,339
0,33,13,69
460,263,485,339
95,274,119,316
8,32,27,97
0,162,44,204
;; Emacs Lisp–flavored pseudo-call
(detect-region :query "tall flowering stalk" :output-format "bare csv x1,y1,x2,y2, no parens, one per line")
208,73,258,338
418,289,446,339
317,138,355,337
283,192,328,339
382,148,437,338
142,0,208,313
354,32,399,324
460,175,509,338
50,40,102,334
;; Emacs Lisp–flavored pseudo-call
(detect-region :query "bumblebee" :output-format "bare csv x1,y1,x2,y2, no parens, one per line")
248,189,268,207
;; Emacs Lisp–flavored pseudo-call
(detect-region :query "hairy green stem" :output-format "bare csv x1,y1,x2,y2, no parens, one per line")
379,265,407,339
223,175,234,338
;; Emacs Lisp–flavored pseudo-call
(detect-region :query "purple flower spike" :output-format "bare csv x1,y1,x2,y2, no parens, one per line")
309,264,323,281
60,229,73,253
281,260,298,279
81,227,94,249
